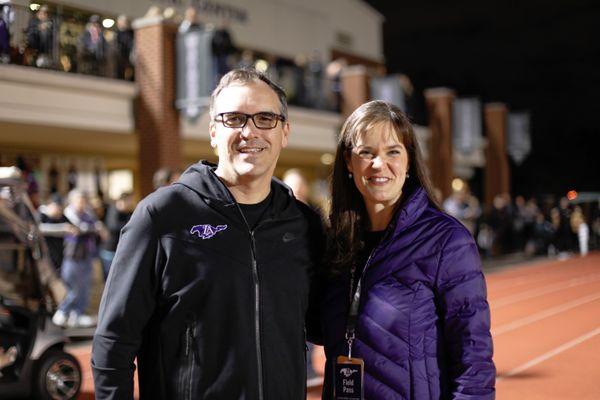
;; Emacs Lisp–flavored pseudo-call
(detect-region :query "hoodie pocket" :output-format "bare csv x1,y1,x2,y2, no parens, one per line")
176,316,200,400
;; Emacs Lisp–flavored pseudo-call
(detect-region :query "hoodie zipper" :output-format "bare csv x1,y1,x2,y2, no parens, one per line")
181,319,197,400
249,230,264,400
234,205,265,400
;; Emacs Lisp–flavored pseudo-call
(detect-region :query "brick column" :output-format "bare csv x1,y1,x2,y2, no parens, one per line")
484,103,510,206
133,16,181,196
424,88,455,200
341,65,370,118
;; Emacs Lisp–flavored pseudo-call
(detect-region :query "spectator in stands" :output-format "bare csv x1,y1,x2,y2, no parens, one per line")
25,4,54,68
178,6,203,34
152,167,182,190
488,193,513,256
211,18,235,83
99,192,134,281
443,184,480,235
557,196,576,252
38,194,72,270
283,168,310,205
78,14,106,76
115,15,134,80
51,189,106,328
304,49,324,108
325,57,346,112
570,206,589,256
530,211,555,256
0,0,14,64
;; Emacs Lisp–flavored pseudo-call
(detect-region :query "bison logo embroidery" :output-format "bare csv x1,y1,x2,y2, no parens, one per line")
190,224,228,239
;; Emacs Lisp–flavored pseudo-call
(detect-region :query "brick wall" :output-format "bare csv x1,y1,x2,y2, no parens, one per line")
134,18,181,196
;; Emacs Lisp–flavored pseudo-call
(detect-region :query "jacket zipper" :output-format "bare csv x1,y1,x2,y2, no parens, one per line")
234,206,302,400
183,322,196,400
234,204,265,400
249,230,264,400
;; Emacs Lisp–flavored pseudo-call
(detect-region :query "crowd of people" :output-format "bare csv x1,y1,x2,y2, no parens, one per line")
1,2,346,111
37,190,133,328
443,188,598,259
0,3,135,79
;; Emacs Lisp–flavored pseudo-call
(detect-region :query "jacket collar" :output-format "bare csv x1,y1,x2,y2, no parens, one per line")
362,186,432,292
175,160,299,222
388,186,429,241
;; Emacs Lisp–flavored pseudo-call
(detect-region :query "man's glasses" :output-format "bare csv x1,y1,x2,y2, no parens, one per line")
214,112,286,130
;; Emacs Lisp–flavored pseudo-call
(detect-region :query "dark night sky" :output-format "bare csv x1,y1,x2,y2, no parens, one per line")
364,0,600,198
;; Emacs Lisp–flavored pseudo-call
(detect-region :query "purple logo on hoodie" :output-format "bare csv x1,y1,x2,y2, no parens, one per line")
190,224,228,239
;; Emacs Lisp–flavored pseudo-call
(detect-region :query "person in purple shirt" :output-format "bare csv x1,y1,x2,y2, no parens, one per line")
321,100,495,399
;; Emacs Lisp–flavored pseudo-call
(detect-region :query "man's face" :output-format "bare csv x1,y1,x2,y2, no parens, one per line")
210,81,289,183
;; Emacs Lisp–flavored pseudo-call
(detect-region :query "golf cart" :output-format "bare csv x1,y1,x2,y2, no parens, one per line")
0,167,82,399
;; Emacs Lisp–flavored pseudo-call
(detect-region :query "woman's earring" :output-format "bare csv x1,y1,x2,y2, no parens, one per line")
406,173,410,178
348,172,353,179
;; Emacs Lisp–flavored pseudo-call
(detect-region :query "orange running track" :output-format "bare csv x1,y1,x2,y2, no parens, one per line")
490,253,600,400
73,253,600,399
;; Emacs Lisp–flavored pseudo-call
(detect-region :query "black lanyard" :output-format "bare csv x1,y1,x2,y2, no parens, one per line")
345,252,373,358
344,226,392,357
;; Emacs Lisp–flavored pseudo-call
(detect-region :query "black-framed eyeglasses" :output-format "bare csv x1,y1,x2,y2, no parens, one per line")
214,112,286,130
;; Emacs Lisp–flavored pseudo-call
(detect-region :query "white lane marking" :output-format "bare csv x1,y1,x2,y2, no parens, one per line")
492,272,600,310
497,326,600,382
487,262,577,290
492,292,600,336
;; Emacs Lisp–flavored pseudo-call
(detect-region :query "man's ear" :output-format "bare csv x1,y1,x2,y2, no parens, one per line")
281,121,290,148
209,121,217,148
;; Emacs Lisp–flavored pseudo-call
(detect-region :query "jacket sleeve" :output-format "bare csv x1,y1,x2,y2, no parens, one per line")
301,204,326,345
436,227,496,400
91,200,160,400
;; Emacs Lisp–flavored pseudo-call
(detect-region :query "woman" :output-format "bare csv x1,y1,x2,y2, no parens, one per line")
321,101,495,399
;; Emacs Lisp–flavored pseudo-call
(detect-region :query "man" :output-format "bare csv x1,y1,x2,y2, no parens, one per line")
92,68,323,399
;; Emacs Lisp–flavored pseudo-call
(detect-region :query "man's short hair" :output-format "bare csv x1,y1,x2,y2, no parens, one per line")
209,68,288,123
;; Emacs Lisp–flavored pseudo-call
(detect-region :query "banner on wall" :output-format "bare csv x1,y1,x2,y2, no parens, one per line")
452,97,482,156
370,75,406,112
507,112,531,165
175,28,214,121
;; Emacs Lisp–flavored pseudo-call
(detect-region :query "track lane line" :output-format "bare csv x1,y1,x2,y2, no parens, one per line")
492,292,600,336
491,272,600,310
496,326,600,382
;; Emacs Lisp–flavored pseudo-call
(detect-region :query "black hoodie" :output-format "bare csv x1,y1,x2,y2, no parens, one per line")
92,161,324,400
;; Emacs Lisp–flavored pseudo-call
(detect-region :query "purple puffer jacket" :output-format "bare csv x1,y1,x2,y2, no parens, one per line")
321,188,495,399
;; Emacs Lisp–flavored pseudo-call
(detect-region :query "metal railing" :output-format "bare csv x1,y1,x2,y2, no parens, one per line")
0,3,134,80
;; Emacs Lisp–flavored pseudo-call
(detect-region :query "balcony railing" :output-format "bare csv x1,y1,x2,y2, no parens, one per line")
1,3,341,112
0,3,134,80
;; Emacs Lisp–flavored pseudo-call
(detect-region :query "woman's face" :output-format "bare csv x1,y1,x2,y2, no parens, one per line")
346,122,409,211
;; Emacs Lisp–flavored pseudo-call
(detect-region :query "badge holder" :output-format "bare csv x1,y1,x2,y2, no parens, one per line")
334,333,364,400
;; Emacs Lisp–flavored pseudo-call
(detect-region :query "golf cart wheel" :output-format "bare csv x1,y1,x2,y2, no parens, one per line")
35,349,82,400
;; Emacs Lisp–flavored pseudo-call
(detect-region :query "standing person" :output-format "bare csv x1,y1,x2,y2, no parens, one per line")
0,0,14,64
570,206,589,256
38,194,71,270
25,4,54,68
51,190,104,328
211,19,235,84
321,100,495,399
92,68,323,399
78,14,105,76
115,15,134,80
98,192,134,281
